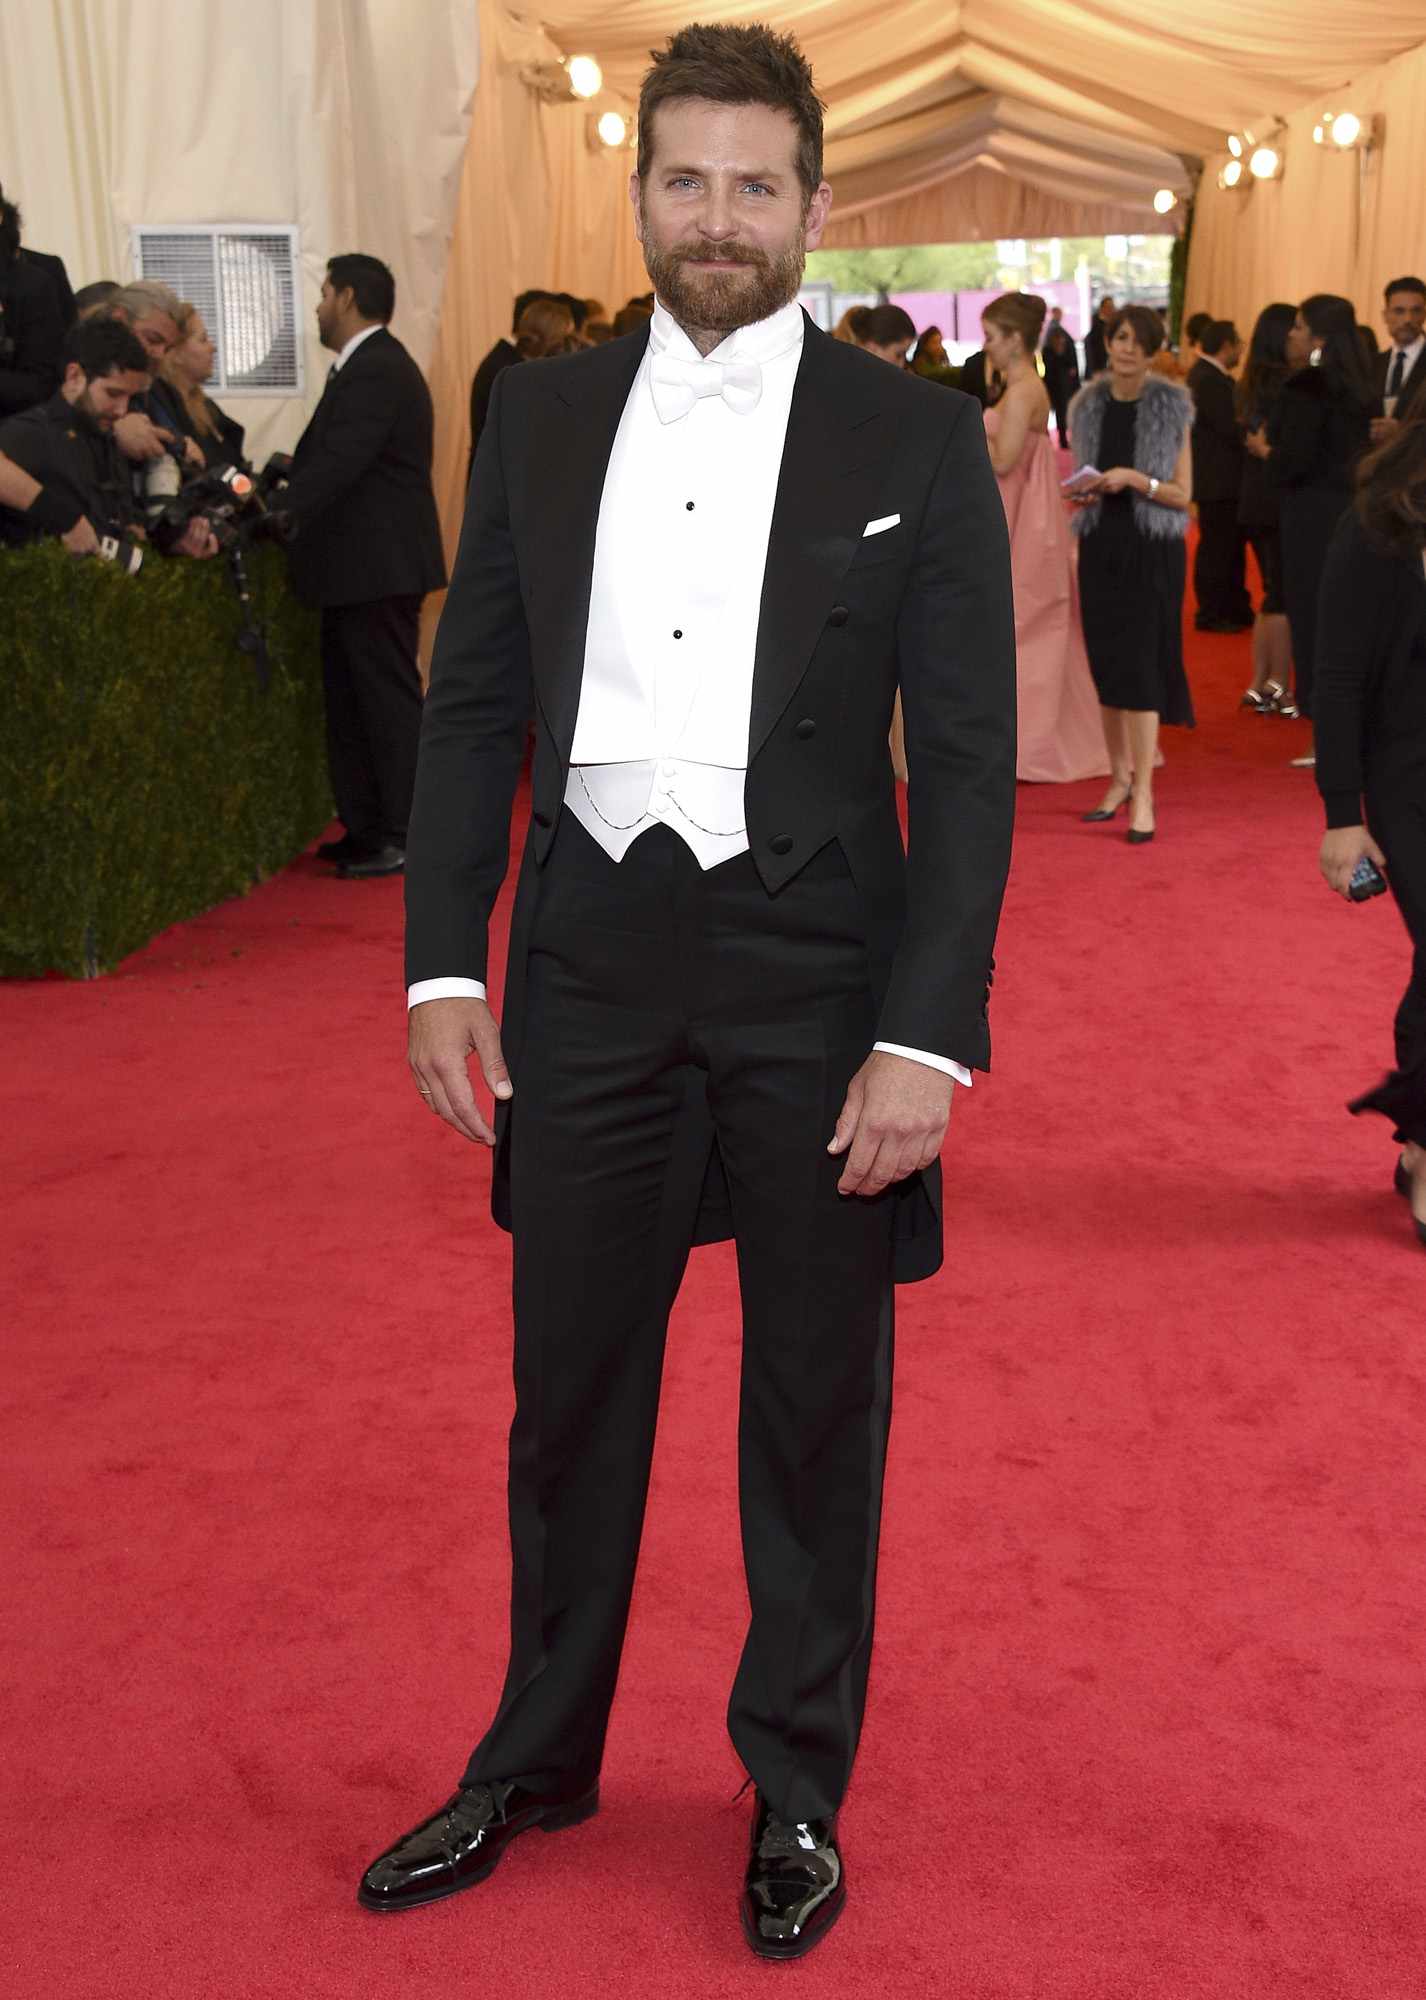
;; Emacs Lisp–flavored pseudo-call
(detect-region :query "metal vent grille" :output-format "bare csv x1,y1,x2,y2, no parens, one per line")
132,226,303,396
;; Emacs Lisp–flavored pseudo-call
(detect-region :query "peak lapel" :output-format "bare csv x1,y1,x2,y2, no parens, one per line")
526,328,650,762
748,326,890,759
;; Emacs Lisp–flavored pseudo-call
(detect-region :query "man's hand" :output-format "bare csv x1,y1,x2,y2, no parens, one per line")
113,412,168,463
1245,426,1271,460
175,516,219,559
60,514,100,556
828,1050,954,1197
408,995,512,1146
1320,824,1387,899
1370,416,1402,447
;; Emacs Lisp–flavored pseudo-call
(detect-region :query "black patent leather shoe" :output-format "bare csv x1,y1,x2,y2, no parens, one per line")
316,833,359,862
338,844,405,879
740,1794,846,1961
357,1778,599,1913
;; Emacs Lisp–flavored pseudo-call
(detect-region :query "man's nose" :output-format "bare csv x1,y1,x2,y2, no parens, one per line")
697,193,737,241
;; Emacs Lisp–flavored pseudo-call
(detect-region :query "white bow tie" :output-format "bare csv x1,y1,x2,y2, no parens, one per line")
649,352,763,425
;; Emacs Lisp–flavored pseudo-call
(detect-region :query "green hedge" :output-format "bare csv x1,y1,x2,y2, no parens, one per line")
0,541,331,977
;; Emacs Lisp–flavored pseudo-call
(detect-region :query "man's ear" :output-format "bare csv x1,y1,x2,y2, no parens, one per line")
629,171,645,245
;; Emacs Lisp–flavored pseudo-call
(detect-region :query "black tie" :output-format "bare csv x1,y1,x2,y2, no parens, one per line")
1388,349,1406,400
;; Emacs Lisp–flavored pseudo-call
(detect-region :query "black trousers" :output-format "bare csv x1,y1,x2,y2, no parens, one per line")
1193,499,1253,625
318,595,424,848
1050,388,1072,449
464,820,898,1824
1364,787,1426,1145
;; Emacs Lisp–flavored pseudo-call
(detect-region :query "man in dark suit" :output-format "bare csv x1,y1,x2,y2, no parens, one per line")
362,24,1015,1960
1370,274,1426,445
467,288,554,476
0,187,65,416
1084,295,1115,377
284,254,447,878
1188,319,1253,632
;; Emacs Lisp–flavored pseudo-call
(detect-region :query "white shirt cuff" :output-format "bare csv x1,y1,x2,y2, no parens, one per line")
408,977,487,1008
873,1041,972,1088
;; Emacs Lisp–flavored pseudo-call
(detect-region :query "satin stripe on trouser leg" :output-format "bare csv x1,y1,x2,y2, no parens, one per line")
466,819,897,1817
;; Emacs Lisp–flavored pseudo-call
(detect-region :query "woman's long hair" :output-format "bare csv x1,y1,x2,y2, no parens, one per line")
1237,301,1295,423
160,301,220,440
1356,418,1426,556
1301,292,1375,408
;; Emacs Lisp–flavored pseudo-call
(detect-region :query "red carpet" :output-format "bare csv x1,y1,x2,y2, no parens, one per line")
6,616,1425,1997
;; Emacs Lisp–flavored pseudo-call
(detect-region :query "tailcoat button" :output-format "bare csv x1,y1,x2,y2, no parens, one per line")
769,834,794,856
827,605,850,627
795,718,816,739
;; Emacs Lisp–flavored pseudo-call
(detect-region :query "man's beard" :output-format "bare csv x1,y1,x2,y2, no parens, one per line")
643,235,805,336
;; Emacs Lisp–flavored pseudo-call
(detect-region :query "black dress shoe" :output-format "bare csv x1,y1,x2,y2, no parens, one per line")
338,844,405,879
358,1778,599,1913
740,1794,846,1961
316,833,359,862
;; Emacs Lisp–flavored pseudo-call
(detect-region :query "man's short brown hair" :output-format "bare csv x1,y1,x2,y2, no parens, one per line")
637,22,825,198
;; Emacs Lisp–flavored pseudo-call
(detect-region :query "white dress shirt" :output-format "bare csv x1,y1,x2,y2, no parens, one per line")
332,322,383,372
1384,335,1424,417
409,299,969,1088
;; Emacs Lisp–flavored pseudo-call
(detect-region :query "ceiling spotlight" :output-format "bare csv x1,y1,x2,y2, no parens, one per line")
1227,134,1243,158
1248,145,1282,180
1218,159,1244,190
566,54,603,99
1152,188,1178,216
596,110,627,148
1313,109,1378,152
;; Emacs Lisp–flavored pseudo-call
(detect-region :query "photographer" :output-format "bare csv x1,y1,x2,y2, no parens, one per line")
0,186,66,416
0,317,215,560
1315,422,1426,1247
105,281,203,473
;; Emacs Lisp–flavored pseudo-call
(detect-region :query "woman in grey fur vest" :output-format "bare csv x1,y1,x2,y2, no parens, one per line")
1069,306,1195,843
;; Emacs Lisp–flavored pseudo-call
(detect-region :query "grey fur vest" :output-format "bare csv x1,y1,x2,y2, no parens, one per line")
1067,374,1194,541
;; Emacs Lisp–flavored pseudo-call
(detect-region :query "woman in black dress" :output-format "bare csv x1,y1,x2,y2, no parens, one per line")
1316,424,1426,1248
1068,304,1194,843
1237,302,1297,712
1267,294,1373,743
153,301,246,471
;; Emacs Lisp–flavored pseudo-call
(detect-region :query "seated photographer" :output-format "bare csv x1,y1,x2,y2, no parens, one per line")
150,301,246,472
0,185,66,416
104,281,203,474
0,317,216,559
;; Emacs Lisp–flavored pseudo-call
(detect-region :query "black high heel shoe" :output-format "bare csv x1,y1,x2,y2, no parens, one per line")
1082,778,1134,823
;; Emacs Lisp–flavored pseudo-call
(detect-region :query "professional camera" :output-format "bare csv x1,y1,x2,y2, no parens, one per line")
146,465,295,687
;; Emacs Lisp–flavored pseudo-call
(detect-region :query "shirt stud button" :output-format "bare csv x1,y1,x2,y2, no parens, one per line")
672,629,683,639
685,501,695,511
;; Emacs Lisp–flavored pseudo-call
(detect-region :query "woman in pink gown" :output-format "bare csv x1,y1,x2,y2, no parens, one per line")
981,294,1108,784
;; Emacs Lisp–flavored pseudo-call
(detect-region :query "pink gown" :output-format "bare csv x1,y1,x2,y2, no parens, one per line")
984,408,1109,784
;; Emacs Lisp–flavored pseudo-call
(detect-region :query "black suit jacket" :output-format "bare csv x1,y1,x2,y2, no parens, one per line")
1084,320,1110,377
404,317,1016,1280
1373,342,1426,422
0,253,65,415
1187,358,1244,503
284,326,446,608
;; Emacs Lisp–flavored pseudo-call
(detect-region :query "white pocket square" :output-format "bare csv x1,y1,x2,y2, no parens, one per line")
863,513,900,537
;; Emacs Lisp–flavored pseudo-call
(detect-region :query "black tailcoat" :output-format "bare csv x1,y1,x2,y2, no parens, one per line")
405,316,1017,1282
